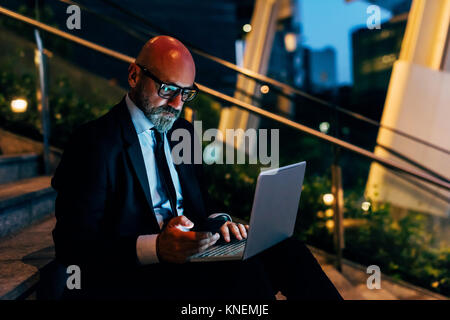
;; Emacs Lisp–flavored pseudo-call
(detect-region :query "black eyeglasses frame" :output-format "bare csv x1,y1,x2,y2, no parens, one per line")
136,63,198,102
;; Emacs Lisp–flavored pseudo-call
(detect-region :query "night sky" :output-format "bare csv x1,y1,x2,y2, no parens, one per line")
300,0,392,85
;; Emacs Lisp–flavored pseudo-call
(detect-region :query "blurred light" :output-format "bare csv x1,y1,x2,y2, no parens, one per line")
260,85,269,94
317,211,324,218
184,106,194,123
34,49,40,65
11,98,28,113
284,33,297,52
431,281,439,288
243,24,252,33
323,193,334,206
325,208,334,218
319,122,330,133
362,201,371,212
382,54,396,64
325,220,334,229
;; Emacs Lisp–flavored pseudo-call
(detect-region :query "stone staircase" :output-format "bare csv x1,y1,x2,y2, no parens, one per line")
0,153,57,299
308,246,448,300
0,154,56,238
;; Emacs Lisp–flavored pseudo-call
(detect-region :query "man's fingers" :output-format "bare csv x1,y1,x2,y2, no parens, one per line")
220,222,250,242
194,231,214,241
167,215,194,228
197,237,219,253
178,215,194,227
238,223,247,238
231,223,242,240
220,223,231,242
197,233,220,246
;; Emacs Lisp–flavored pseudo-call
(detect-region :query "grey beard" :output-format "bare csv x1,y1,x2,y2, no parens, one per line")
145,105,181,133
130,86,181,132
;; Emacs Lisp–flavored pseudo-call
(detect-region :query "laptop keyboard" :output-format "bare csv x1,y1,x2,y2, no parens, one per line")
194,239,247,258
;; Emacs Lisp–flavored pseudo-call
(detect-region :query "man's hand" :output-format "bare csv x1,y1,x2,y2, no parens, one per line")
219,221,250,243
156,216,220,263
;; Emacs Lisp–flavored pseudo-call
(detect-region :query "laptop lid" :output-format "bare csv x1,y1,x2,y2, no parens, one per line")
242,161,306,260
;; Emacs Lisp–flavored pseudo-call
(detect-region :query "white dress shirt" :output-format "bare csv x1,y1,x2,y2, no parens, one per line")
126,95,230,264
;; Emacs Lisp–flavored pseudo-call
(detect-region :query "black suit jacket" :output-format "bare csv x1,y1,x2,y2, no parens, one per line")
52,97,209,271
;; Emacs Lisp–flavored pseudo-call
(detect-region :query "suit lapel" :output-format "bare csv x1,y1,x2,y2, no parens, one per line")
126,142,154,211
115,98,155,217
115,99,206,225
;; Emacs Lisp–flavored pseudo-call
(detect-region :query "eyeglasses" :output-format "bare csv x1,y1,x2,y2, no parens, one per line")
136,63,198,102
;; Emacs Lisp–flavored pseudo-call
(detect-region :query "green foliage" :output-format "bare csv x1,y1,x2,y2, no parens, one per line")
0,68,41,142
189,95,449,296
294,176,450,296
294,174,334,251
344,205,449,295
0,65,114,147
204,162,261,221
187,92,221,131
48,76,113,147
0,4,72,57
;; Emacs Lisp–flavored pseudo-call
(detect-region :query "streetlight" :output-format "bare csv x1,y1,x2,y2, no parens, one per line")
319,122,330,133
325,220,334,230
260,85,269,94
284,32,297,52
11,98,28,113
362,201,371,212
325,208,334,217
323,193,334,206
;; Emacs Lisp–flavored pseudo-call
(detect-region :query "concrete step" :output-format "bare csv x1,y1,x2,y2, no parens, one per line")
0,176,56,238
0,216,56,300
340,262,444,300
308,246,448,300
321,264,366,300
0,154,41,185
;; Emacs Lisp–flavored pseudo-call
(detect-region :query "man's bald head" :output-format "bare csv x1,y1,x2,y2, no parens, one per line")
128,36,196,132
135,35,196,87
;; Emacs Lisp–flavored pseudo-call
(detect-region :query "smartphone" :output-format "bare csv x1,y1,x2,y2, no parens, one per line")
192,216,228,233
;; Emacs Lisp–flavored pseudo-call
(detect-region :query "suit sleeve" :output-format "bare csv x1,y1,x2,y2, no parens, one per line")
51,126,139,268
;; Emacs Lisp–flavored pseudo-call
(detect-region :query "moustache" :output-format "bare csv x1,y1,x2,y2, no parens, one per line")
153,105,181,117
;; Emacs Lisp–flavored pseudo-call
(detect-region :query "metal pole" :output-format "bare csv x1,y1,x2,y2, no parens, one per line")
332,151,345,272
34,29,51,174
331,103,344,272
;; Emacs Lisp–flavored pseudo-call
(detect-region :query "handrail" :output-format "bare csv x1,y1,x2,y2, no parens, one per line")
1,5,449,193
49,0,449,180
64,0,450,156
377,143,450,183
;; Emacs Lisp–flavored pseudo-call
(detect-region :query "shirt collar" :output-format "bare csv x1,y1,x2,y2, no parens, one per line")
125,93,155,134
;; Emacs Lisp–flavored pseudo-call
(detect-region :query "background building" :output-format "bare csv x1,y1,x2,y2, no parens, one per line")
303,46,337,94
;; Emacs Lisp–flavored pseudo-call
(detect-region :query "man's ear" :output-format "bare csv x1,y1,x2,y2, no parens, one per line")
128,63,138,88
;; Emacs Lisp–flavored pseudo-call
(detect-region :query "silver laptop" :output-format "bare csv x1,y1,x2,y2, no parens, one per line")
188,161,306,262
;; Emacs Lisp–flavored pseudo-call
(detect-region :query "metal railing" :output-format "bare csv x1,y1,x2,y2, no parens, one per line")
48,0,450,156
1,6,447,191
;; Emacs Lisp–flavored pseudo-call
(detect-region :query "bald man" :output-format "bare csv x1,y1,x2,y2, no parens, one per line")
52,36,342,300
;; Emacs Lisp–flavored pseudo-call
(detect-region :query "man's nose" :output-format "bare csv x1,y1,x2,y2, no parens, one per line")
167,92,184,110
